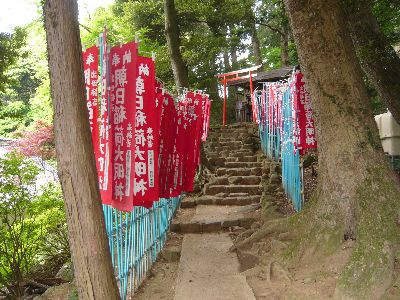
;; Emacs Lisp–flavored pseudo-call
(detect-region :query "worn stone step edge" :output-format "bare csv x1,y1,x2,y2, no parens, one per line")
180,196,261,208
170,217,257,233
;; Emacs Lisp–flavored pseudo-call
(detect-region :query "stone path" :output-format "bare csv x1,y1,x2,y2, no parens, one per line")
172,124,264,300
174,233,255,300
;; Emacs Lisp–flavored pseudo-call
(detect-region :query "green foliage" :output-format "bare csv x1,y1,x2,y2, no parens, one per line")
372,0,400,44
0,101,29,136
0,19,53,136
0,27,27,93
262,42,298,70
0,152,67,299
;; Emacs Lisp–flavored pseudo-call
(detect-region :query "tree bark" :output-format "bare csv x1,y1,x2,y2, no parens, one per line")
250,20,263,68
43,1,120,299
164,0,189,88
280,25,290,67
284,0,400,298
231,45,238,69
223,27,231,72
344,0,400,125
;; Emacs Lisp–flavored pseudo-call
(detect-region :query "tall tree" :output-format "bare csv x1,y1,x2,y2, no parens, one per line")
344,0,400,124
164,0,189,88
250,20,264,67
257,0,291,67
43,1,120,299
284,0,400,298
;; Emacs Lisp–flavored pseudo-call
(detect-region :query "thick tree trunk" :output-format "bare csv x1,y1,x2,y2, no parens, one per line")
250,21,263,68
284,0,400,298
43,1,120,299
164,0,189,88
280,25,290,67
344,0,400,125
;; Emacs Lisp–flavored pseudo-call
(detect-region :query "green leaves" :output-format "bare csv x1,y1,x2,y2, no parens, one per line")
0,153,68,297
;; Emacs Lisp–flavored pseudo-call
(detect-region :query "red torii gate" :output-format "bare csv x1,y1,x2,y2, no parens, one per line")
216,65,262,126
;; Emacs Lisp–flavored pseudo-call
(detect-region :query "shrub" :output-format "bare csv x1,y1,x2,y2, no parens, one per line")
0,152,68,299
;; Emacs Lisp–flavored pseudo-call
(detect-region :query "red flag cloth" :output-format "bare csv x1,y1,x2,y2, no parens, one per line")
292,72,317,155
109,42,137,211
201,96,211,142
83,46,99,154
97,32,113,205
132,56,159,207
82,45,102,196
158,93,177,198
182,91,205,191
170,99,187,197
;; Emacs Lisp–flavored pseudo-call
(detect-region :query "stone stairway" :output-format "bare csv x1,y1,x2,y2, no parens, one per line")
171,124,262,300
172,123,265,233
186,123,263,208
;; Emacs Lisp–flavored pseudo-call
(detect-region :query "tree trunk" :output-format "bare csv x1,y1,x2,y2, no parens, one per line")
284,0,400,298
280,25,290,67
223,27,231,72
164,0,189,88
43,1,120,299
223,49,230,72
231,45,238,70
343,0,400,125
250,21,263,68
229,25,239,70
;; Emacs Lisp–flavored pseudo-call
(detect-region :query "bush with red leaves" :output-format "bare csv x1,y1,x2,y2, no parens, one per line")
11,120,55,160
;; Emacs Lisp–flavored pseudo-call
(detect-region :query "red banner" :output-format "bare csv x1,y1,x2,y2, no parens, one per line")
109,42,137,211
132,56,159,207
158,92,178,198
201,96,211,142
182,91,204,191
83,46,99,150
293,72,317,154
84,38,213,210
97,32,113,205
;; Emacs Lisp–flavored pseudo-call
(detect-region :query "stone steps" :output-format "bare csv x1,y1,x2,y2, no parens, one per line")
181,195,261,208
204,144,255,153
210,175,262,185
223,161,262,168
204,184,262,196
216,167,263,176
206,150,255,158
170,217,257,233
171,204,260,233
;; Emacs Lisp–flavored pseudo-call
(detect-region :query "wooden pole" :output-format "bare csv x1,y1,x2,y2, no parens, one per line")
249,71,254,122
223,76,227,126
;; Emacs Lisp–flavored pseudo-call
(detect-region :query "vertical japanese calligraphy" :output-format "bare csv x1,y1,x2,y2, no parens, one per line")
293,72,317,154
133,56,159,207
109,42,137,211
83,39,211,211
82,46,99,147
97,32,113,205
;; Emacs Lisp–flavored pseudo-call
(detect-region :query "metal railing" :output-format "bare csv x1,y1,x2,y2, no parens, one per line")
254,82,303,211
103,197,181,299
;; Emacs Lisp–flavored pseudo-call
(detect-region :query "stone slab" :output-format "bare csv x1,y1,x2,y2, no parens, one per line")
174,233,256,300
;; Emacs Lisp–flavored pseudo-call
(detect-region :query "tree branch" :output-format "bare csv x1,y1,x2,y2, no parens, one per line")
256,21,284,36
79,23,92,33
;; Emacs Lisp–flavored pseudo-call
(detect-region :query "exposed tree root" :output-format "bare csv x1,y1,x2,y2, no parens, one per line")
230,219,290,252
